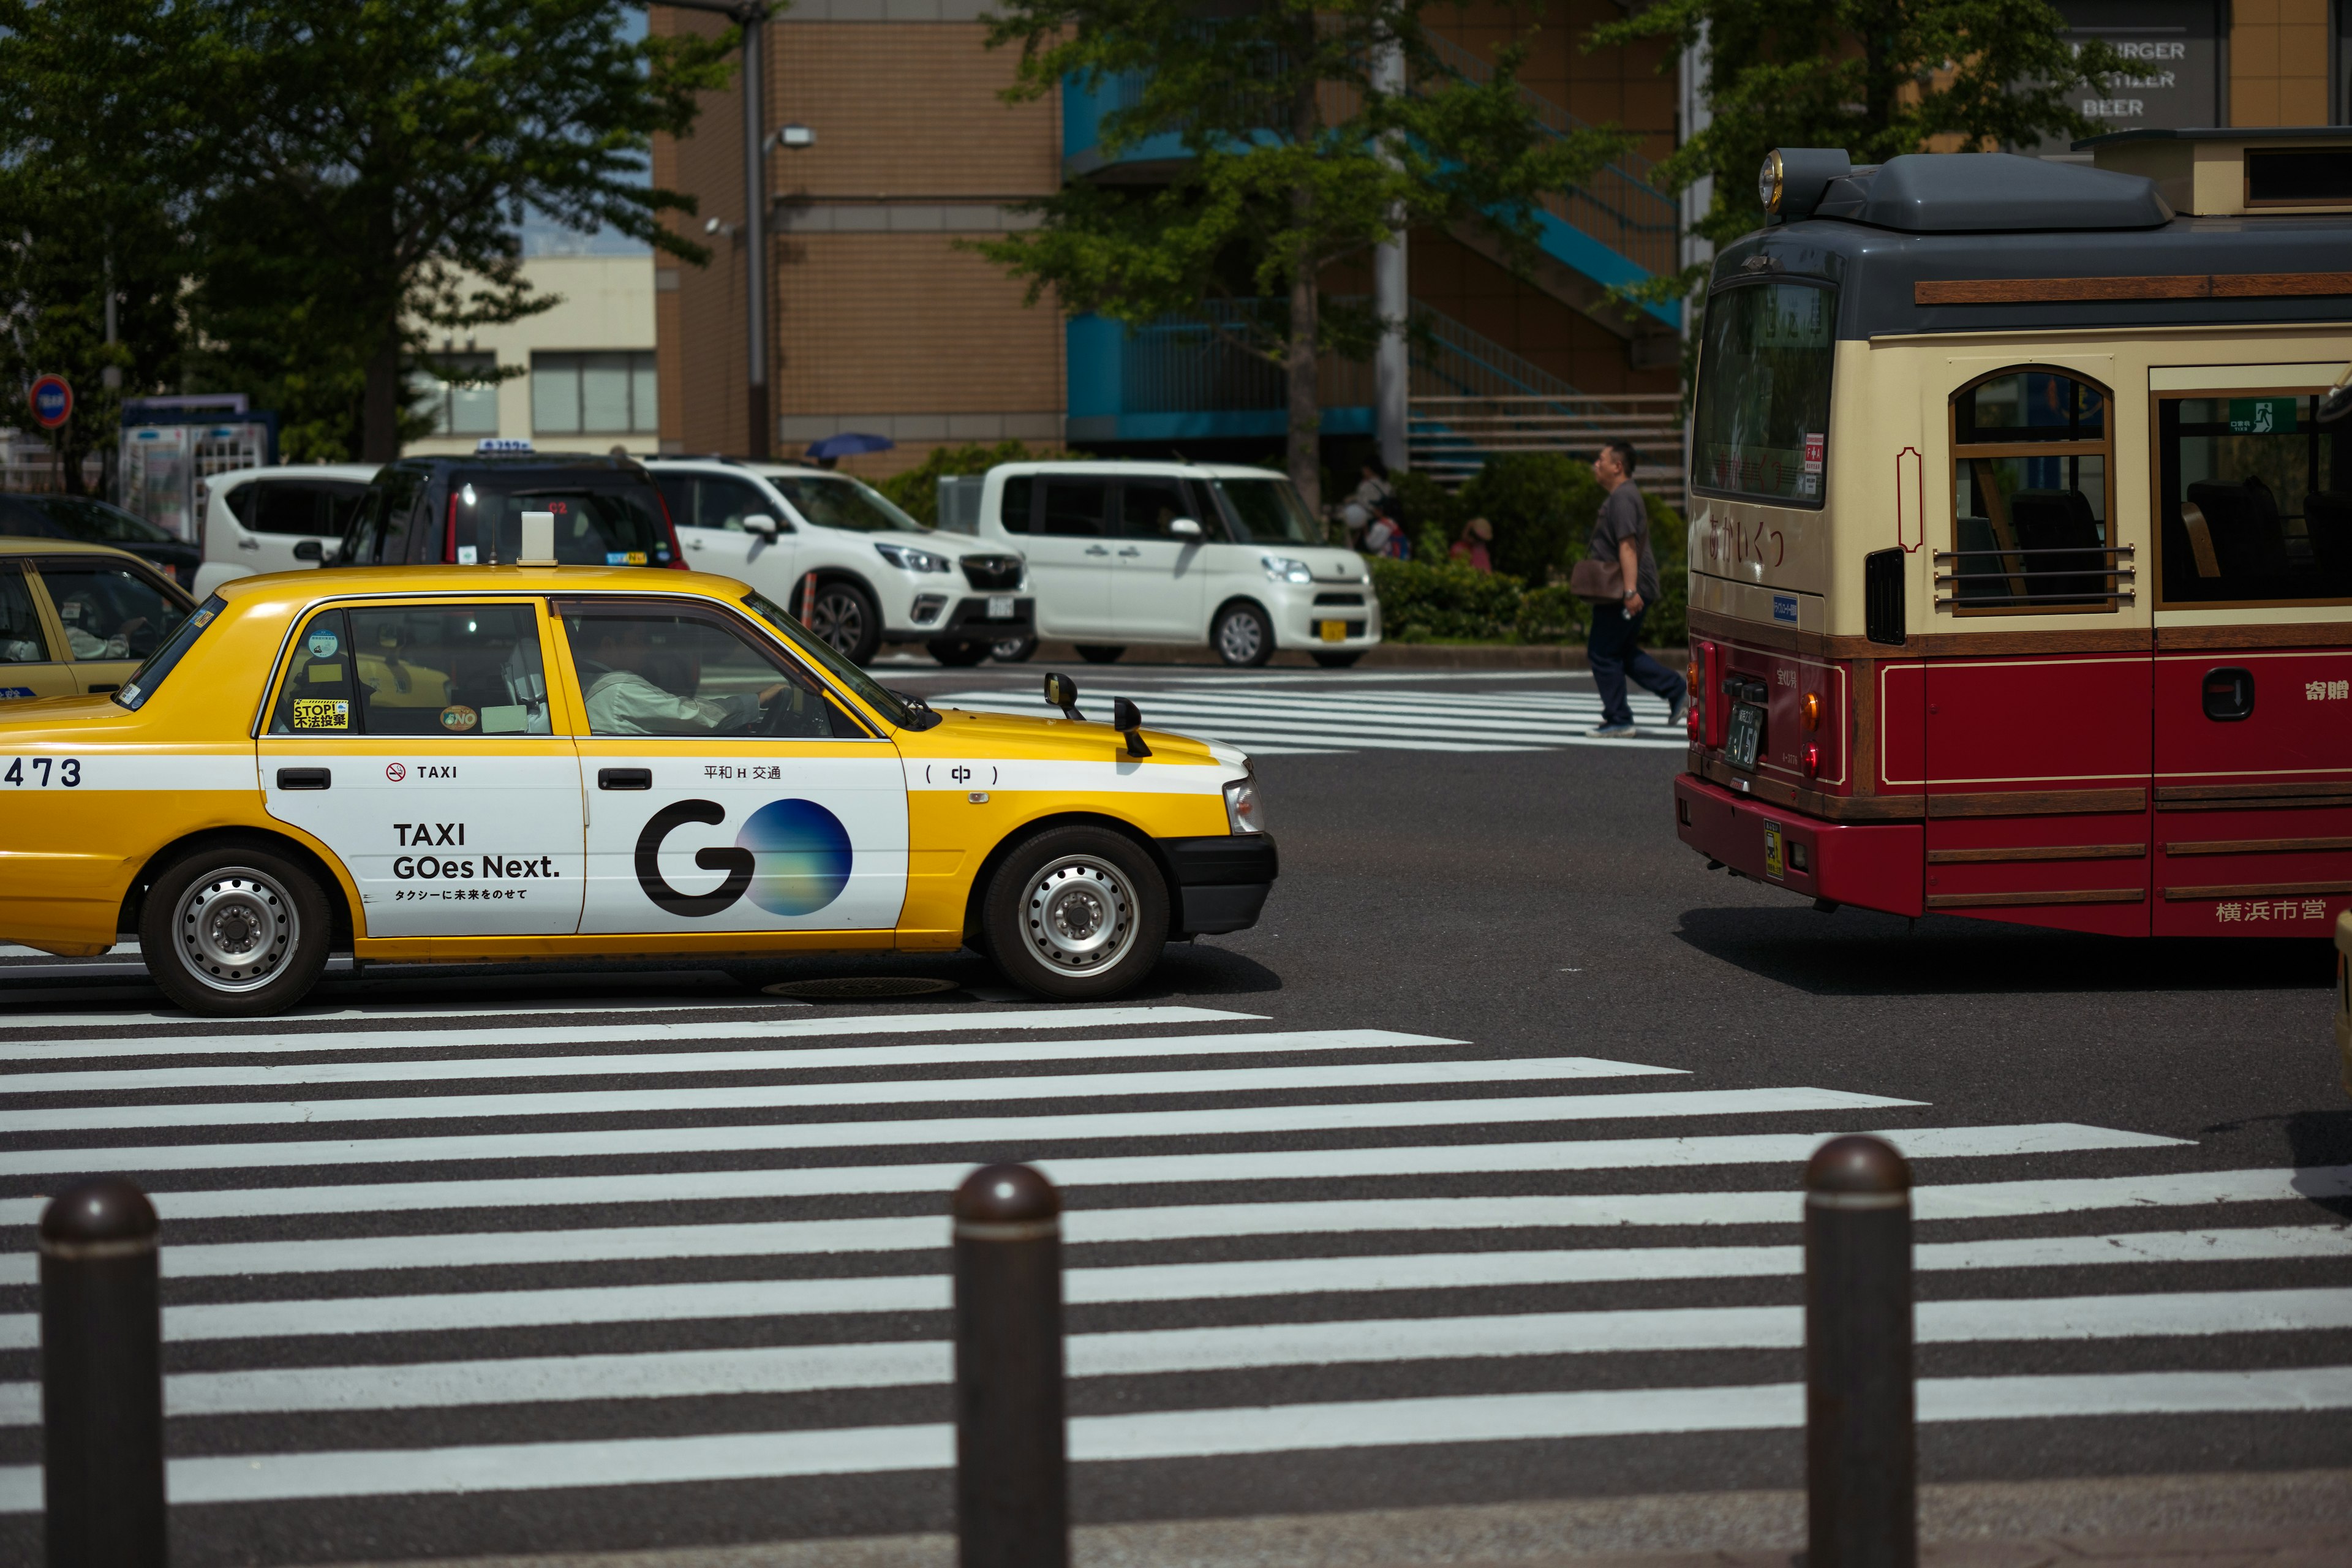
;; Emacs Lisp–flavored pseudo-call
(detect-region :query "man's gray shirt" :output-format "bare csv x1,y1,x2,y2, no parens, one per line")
1589,481,1662,606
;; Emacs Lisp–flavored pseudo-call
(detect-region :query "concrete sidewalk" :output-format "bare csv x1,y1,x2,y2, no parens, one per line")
336,1469,2352,1568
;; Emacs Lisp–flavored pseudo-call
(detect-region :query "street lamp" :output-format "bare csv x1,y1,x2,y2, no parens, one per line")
663,0,775,459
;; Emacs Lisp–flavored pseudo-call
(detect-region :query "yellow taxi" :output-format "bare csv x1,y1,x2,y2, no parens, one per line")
0,537,195,703
0,562,1274,1016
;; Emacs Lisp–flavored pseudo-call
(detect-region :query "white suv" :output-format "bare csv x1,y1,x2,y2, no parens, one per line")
192,463,379,597
971,461,1379,667
646,459,1032,666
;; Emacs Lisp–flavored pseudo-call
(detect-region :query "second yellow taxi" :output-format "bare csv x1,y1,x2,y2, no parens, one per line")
0,560,1274,1014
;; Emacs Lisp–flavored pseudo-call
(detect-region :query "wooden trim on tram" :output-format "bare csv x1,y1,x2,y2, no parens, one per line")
1924,888,2146,908
2163,835,2352,856
1916,273,2352,306
1927,842,2146,864
2157,782,2352,807
2153,622,2352,650
2159,880,2352,900
1928,787,2147,818
1687,608,2157,660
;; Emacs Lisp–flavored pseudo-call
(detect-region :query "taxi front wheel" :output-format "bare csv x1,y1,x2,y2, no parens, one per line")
983,827,1169,1000
140,842,332,1017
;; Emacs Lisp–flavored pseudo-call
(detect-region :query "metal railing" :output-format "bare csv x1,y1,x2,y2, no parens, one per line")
1934,545,2135,612
1411,394,1686,501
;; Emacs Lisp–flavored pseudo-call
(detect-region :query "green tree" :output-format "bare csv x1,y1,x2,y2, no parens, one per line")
975,0,1631,511
1591,0,2123,303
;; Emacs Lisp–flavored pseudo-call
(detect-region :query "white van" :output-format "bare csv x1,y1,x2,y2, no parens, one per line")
193,464,379,597
645,458,1031,666
974,461,1379,667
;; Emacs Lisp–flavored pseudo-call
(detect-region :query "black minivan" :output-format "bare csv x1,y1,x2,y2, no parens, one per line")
339,452,684,570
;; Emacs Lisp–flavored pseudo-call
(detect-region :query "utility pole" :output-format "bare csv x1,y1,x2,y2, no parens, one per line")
100,247,121,503
664,0,772,459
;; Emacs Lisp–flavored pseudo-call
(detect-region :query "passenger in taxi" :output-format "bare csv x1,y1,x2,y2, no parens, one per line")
575,616,788,736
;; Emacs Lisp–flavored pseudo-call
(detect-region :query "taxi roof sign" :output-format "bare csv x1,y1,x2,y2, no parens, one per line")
477,437,533,454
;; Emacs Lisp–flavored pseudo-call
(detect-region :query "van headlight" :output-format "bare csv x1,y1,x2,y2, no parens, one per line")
875,543,951,572
1223,775,1265,834
1261,554,1313,584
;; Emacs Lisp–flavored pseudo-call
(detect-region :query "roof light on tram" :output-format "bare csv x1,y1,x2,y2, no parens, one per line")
1758,149,1784,214
1760,148,1855,222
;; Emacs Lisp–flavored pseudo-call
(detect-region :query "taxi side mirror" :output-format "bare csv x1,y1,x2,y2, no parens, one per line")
1168,517,1202,540
1044,671,1084,720
1112,695,1152,758
292,539,325,563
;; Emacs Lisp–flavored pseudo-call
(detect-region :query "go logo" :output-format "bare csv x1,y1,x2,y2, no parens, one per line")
635,797,854,918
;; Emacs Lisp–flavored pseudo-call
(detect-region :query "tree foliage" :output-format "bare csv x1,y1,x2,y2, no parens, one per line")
975,0,1631,508
1591,0,2124,302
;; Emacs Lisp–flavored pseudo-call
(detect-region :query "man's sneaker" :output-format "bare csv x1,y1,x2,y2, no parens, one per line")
1589,722,1637,738
1666,695,1689,729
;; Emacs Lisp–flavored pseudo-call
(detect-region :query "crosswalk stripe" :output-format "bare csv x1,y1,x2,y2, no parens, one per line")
3,1224,2334,1350
1,1174,2331,1285
2,1286,2337,1426
0,1005,1264,1063
0,1123,2185,1227
5,1366,2346,1510
0,1028,1510,1095
0,1085,1921,1175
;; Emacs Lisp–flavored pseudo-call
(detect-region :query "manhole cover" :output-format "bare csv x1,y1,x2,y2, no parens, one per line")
764,976,962,1000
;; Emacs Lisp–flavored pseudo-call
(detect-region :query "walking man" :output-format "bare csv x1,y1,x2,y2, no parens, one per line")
1587,440,1688,737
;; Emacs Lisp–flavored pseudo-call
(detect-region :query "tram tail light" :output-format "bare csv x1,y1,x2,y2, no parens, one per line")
1693,641,1724,747
1804,743,1821,778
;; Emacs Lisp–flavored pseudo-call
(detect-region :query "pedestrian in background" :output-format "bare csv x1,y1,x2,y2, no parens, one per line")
1449,516,1493,573
1333,458,1394,549
1584,440,1687,737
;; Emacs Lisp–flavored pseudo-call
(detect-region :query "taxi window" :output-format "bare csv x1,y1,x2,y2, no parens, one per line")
1,567,50,664
116,594,225,710
560,603,862,740
40,562,188,662
270,604,554,737
2158,390,2351,606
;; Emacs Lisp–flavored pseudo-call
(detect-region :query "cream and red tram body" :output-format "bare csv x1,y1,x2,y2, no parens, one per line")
1675,130,2352,937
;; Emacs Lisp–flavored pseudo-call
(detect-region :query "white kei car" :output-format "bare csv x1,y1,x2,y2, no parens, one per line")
645,458,1032,666
192,463,380,597
969,461,1380,667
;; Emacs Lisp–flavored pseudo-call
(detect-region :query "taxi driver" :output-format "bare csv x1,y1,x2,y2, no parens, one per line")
581,619,787,736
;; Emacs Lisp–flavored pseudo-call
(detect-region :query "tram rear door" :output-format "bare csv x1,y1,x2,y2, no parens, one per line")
1922,364,2153,935
2149,367,2352,937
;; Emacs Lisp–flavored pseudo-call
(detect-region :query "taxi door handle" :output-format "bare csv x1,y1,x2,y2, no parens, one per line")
598,767,652,790
276,767,331,791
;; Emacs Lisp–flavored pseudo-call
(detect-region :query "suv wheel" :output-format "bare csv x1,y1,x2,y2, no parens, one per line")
140,841,332,1016
1074,644,1124,663
991,636,1038,663
926,638,990,667
806,581,882,665
1213,602,1275,667
982,826,1169,1000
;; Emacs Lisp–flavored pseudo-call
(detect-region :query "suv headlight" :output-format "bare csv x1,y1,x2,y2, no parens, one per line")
1261,554,1313,584
875,543,951,573
1223,775,1265,834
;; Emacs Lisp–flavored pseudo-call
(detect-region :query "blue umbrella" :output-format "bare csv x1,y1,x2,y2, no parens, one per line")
804,432,895,459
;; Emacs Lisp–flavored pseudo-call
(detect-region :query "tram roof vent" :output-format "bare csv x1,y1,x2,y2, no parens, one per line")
2076,127,2352,217
1800,151,2171,232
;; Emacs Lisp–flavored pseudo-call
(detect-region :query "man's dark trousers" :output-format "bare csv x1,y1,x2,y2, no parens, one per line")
1589,603,1687,727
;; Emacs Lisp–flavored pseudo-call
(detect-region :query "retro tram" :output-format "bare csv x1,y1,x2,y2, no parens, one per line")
1674,129,2352,938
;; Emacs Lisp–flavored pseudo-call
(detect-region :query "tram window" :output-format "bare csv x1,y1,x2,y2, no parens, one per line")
2157,393,2350,606
1691,281,1834,508
1947,370,2117,614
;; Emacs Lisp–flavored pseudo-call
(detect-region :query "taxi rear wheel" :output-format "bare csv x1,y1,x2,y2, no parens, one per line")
982,827,1169,1000
141,843,331,1017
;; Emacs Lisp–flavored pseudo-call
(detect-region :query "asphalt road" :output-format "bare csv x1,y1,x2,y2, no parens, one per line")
1,663,2345,1566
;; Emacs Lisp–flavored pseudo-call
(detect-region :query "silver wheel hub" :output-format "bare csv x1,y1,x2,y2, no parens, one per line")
1218,612,1262,662
1023,857,1137,972
813,590,865,655
176,867,296,993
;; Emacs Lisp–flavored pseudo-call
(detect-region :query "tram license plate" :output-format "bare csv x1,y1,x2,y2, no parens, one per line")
988,596,1015,619
1319,619,1347,642
1727,703,1765,771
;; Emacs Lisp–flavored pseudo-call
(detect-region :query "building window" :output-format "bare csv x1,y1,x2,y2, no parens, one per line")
1946,367,2122,614
412,352,500,437
532,351,658,435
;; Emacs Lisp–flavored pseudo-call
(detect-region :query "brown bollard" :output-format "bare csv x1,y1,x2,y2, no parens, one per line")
952,1163,1068,1568
1804,1134,1915,1568
40,1176,166,1568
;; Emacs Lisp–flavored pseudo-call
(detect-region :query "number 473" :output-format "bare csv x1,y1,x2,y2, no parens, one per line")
2,757,80,786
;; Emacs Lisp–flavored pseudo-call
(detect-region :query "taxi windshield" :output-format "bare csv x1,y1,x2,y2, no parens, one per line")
764,473,928,535
742,590,913,728
453,474,673,565
115,593,225,710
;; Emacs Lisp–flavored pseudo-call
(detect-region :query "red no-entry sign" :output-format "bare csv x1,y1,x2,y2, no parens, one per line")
28,375,72,429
